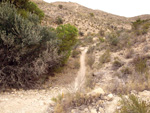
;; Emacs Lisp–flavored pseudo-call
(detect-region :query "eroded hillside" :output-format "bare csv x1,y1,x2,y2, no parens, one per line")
33,0,131,35
0,0,150,113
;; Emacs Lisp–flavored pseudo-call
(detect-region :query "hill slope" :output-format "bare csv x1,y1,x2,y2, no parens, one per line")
33,0,131,35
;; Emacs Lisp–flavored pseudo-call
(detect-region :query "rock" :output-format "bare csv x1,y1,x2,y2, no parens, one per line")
88,88,105,97
83,108,89,112
100,94,113,101
130,90,138,95
88,105,92,108
90,108,97,113
116,106,122,110
107,94,114,101
93,72,104,77
139,90,150,96
71,109,77,113
96,100,104,106
99,107,104,113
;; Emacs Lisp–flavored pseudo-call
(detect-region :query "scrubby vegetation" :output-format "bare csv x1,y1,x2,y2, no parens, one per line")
55,17,63,25
58,4,63,9
132,19,150,35
56,24,78,65
0,2,78,89
52,92,98,113
99,50,111,64
87,54,95,68
117,94,150,113
1,0,44,20
133,56,148,74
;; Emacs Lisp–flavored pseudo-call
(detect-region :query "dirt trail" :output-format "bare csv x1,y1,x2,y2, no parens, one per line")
74,3,79,12
74,47,88,91
0,47,88,113
0,87,67,113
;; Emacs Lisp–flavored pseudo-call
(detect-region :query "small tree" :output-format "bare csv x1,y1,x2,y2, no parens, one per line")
56,24,78,64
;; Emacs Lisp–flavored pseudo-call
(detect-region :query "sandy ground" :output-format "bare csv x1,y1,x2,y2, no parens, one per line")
0,47,88,113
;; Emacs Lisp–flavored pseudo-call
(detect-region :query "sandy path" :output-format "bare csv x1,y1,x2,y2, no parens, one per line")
74,47,88,92
0,47,88,113
0,87,67,113
74,3,79,12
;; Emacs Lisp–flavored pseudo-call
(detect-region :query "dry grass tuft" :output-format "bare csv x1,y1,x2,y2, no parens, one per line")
99,50,111,64
116,94,150,113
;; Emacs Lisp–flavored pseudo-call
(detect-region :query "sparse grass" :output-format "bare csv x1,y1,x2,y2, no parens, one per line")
74,59,80,69
121,67,132,75
53,92,95,113
55,17,63,25
112,60,123,70
106,32,119,46
58,4,63,9
125,48,134,59
99,37,105,43
72,49,81,58
87,54,95,68
89,13,94,17
99,50,111,64
87,46,95,54
84,36,94,44
85,73,95,89
98,29,105,36
79,31,84,36
132,19,150,36
133,56,148,74
116,94,150,113
52,93,64,103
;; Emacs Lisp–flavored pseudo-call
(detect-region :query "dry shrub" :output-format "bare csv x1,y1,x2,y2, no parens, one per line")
125,49,135,59
99,50,111,64
121,67,132,76
87,46,95,54
53,92,99,113
116,94,150,113
0,3,61,89
132,56,148,74
85,73,95,89
74,59,80,69
54,103,64,113
87,54,95,68
83,36,94,44
72,49,81,58
112,60,124,70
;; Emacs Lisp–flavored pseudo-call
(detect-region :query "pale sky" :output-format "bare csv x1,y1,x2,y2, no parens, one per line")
43,0,150,17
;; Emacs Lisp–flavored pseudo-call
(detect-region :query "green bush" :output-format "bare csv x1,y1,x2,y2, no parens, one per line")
56,24,78,65
107,33,119,46
55,17,63,25
0,3,60,89
89,13,94,17
25,1,44,20
132,19,150,35
58,4,63,9
1,0,44,20
117,94,150,113
99,37,105,42
99,50,111,64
